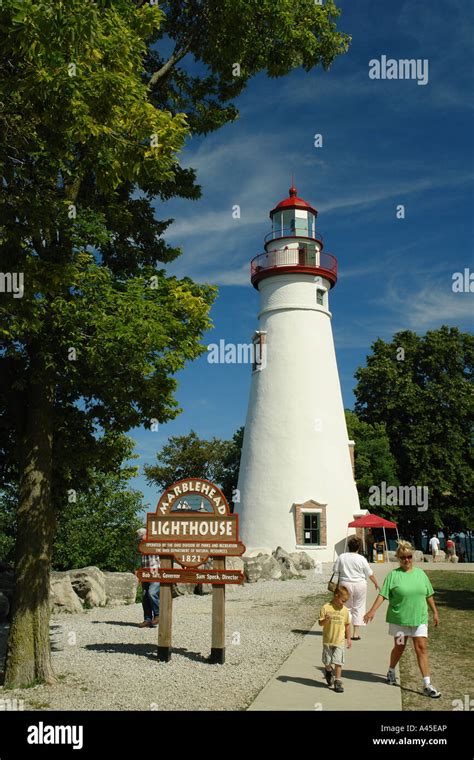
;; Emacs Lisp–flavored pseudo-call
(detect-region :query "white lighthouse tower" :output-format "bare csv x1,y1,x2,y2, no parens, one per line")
235,185,364,562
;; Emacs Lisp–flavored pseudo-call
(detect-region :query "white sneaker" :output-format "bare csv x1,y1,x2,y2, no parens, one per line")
423,684,441,698
386,669,397,685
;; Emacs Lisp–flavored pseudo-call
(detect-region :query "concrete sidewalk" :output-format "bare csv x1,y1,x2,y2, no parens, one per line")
248,563,401,711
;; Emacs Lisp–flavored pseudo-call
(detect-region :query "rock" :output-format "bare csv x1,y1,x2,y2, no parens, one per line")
259,555,282,580
290,551,316,570
226,557,245,575
388,550,425,563
0,591,10,622
244,552,289,581
103,572,138,606
422,551,446,563
450,555,459,563
273,546,292,561
175,583,196,595
50,574,84,615
273,547,299,579
69,566,107,608
244,547,273,558
194,583,213,595
243,557,264,583
225,557,245,592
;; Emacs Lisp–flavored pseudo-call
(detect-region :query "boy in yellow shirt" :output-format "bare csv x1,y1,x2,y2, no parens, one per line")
318,585,351,693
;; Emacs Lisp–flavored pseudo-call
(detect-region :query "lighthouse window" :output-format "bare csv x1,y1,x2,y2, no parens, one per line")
303,514,320,545
316,289,325,306
252,332,266,372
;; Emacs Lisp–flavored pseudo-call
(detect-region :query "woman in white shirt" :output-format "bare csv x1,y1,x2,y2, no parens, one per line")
333,536,380,640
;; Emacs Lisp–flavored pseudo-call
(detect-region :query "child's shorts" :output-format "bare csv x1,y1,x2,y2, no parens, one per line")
322,644,345,666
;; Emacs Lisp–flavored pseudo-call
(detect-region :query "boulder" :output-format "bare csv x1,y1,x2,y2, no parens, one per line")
244,547,273,558
103,572,138,606
194,583,213,595
243,556,264,583
422,551,446,563
225,557,245,593
246,552,289,580
69,566,107,608
273,547,299,579
226,557,245,575
0,591,10,622
175,583,196,596
50,574,83,615
273,546,292,562
449,555,459,564
259,554,282,580
387,550,425,563
290,551,316,570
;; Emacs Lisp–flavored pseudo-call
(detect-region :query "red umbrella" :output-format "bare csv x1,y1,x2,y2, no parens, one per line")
348,514,397,529
345,513,399,561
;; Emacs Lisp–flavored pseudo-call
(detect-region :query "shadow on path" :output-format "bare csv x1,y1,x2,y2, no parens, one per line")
84,642,210,664
291,628,322,636
90,621,145,628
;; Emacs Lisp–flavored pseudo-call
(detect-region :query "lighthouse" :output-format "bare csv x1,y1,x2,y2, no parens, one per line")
235,185,364,562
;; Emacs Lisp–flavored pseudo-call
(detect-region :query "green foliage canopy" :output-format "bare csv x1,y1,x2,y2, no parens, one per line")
145,428,244,506
354,327,474,533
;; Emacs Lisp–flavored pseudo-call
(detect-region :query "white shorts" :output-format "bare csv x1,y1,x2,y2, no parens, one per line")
389,623,428,639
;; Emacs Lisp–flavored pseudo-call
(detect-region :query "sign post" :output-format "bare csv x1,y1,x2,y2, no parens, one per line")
210,557,226,664
137,478,245,663
157,557,173,662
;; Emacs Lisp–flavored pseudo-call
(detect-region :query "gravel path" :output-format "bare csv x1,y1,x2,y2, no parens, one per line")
1,568,331,711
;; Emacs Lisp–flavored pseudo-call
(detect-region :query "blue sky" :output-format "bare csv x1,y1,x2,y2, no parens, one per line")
131,0,474,512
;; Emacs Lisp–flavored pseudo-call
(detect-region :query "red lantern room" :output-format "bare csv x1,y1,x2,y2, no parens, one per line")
250,185,338,289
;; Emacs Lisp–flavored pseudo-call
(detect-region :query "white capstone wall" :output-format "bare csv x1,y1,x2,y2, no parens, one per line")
236,273,363,562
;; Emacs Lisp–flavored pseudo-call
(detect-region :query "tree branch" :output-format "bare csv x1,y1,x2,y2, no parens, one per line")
149,42,192,87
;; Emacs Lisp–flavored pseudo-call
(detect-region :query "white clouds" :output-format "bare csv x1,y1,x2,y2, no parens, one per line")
384,279,474,331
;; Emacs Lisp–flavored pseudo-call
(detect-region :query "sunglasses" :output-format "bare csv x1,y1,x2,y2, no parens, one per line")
400,555,413,560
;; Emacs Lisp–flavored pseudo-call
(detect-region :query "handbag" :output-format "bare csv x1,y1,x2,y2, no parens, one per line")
327,568,341,592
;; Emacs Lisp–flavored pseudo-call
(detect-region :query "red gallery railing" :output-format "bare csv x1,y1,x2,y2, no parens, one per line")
250,247,338,286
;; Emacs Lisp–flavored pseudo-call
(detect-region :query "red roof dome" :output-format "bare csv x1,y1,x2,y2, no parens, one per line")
270,185,318,218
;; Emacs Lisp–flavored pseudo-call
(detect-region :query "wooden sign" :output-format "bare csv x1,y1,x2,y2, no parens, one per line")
139,540,245,567
137,568,244,584
137,478,246,665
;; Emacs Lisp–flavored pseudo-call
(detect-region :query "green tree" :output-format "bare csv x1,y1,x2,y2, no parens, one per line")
145,428,243,506
52,470,143,573
354,327,474,544
220,426,245,508
0,0,214,688
147,0,350,135
345,410,399,516
0,0,350,688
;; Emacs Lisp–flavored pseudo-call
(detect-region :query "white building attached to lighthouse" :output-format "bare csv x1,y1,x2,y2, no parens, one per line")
235,186,365,562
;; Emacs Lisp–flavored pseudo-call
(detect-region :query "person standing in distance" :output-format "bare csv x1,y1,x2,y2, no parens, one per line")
137,528,160,628
429,533,440,562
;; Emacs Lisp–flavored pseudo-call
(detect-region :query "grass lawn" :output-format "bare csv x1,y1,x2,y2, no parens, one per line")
399,570,474,711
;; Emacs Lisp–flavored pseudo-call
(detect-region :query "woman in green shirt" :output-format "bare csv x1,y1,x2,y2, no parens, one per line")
364,540,441,698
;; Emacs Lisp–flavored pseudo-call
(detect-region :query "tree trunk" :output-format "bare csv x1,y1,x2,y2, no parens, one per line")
4,351,56,688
